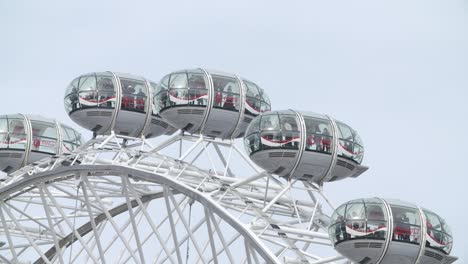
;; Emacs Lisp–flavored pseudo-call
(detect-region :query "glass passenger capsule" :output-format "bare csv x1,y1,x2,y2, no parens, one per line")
329,198,457,264
244,110,368,183
0,114,82,173
154,69,271,139
64,72,177,138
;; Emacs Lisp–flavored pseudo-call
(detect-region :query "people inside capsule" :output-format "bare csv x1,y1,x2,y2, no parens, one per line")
329,198,455,264
154,69,271,139
0,114,82,173
64,72,176,138
244,110,367,183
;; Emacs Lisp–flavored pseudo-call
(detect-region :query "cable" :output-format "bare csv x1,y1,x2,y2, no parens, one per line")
185,201,193,264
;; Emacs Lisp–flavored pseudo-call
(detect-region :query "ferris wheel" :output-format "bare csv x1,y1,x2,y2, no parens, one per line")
0,69,457,264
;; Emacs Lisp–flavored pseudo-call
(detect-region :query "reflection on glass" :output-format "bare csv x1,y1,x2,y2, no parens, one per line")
168,73,189,106
260,91,271,113
61,125,81,153
30,121,57,154
260,115,280,131
8,119,27,150
304,117,333,154
336,121,364,164
329,199,388,245
120,78,147,112
65,74,119,113
424,210,452,253
280,115,298,131
391,206,420,244
212,75,240,111
187,73,208,106
245,134,260,154
244,80,262,115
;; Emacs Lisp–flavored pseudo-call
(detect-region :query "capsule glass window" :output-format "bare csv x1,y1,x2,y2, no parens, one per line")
244,80,262,114
212,75,240,111
187,73,208,106
260,114,280,131
30,121,57,154
61,124,81,153
95,73,116,109
150,82,158,115
424,210,451,252
366,203,386,221
337,121,363,164
365,201,387,240
64,77,80,113
155,75,170,111
331,204,346,225
8,117,27,150
0,117,8,149
304,117,333,153
329,204,347,244
345,202,367,239
246,115,261,136
120,78,147,113
278,115,300,150
168,73,188,106
390,205,420,244
260,89,271,112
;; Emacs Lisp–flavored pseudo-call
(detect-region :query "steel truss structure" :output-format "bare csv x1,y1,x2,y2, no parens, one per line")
0,133,348,264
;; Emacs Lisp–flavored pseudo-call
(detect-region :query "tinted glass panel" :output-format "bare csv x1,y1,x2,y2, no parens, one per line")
280,115,299,131
169,73,188,89
168,73,189,106
78,75,97,92
304,117,332,153
212,75,240,111
31,121,57,154
425,211,442,231
150,82,159,114
65,77,79,97
391,205,420,244
331,204,346,224
337,122,354,141
367,221,387,240
366,204,386,221
187,73,208,106
246,116,261,136
244,134,260,154
345,203,366,220
0,118,7,133
260,114,280,131
259,130,282,150
155,76,170,111
7,118,27,150
0,118,7,149
244,80,262,115
120,78,147,112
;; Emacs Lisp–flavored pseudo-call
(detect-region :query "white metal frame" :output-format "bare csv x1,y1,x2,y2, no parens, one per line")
0,133,343,263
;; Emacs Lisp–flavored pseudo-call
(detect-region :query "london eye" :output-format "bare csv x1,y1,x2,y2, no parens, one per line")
0,69,457,264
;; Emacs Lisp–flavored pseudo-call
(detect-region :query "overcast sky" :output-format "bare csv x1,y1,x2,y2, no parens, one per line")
1,0,467,262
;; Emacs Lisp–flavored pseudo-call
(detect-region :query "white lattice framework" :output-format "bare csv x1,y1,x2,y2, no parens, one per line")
0,133,349,264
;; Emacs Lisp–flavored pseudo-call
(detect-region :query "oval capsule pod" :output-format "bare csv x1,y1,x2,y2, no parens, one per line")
244,110,368,183
64,72,176,138
329,198,456,264
0,114,82,173
154,69,271,139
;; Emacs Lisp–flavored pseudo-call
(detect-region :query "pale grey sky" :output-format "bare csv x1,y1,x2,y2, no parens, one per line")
1,0,467,261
